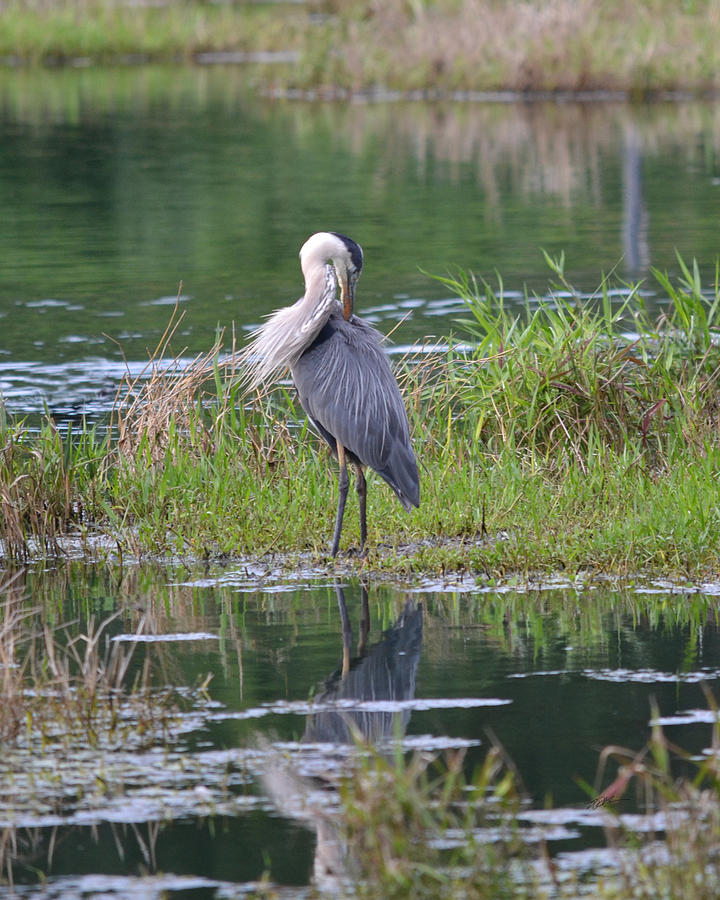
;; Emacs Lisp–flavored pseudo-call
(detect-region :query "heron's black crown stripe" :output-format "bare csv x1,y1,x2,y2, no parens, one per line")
331,232,364,273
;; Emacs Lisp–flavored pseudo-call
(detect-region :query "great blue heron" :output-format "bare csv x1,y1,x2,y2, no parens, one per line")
241,231,420,556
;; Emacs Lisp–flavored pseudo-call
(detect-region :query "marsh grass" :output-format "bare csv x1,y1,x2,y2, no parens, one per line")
379,253,720,574
3,1,720,95
112,303,230,463
113,306,301,478
430,251,720,466
0,0,305,64
321,690,720,899
313,0,720,95
0,416,107,561
582,696,720,900
2,255,720,573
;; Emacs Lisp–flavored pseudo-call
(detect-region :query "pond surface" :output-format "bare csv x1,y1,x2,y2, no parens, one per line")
4,563,720,896
1,67,720,419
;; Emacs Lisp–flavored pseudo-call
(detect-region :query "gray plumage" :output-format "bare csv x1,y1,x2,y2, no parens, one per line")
240,231,420,556
292,313,419,511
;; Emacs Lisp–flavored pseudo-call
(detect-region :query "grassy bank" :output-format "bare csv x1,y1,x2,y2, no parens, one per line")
2,0,720,96
2,255,720,578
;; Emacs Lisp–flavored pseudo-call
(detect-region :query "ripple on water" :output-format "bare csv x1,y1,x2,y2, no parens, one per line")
509,666,720,683
112,632,220,642
6,873,275,899
583,667,720,683
204,696,512,724
653,708,720,726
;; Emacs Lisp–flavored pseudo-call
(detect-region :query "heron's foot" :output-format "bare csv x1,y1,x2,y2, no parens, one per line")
345,544,367,559
325,544,367,560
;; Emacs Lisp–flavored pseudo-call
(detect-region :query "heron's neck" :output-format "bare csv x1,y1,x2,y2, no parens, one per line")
299,262,340,329
303,262,336,310
241,262,339,389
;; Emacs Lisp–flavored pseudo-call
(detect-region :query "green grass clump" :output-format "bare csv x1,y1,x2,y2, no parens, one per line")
340,742,531,900
0,416,108,560
387,251,720,575
428,250,720,464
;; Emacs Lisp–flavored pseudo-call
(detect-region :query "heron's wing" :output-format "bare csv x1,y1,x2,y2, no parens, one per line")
291,315,420,510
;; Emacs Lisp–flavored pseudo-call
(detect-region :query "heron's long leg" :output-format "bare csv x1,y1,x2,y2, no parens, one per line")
331,444,349,557
335,581,352,677
354,463,367,553
357,581,370,656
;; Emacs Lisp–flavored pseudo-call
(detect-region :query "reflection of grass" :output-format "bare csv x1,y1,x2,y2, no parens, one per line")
4,565,720,895
0,591,185,748
0,586,211,882
3,1,720,95
3,256,720,575
419,587,718,667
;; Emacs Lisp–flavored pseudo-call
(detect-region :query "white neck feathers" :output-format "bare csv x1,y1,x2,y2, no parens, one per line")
240,262,339,390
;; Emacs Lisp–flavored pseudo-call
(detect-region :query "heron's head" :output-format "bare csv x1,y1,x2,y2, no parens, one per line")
299,231,364,321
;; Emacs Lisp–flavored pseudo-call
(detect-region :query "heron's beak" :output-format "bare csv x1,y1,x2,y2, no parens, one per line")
339,270,354,321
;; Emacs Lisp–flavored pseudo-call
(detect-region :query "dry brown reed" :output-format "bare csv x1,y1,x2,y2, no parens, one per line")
111,300,237,463
321,0,720,94
110,297,308,477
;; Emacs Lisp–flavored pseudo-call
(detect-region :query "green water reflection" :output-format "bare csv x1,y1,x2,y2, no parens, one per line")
5,563,720,894
1,66,720,382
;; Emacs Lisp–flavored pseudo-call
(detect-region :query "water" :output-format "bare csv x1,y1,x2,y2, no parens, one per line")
1,67,720,418
4,563,720,896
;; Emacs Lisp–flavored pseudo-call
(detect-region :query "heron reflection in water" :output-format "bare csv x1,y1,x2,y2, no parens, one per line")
303,583,423,747
241,232,420,556
261,582,423,893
